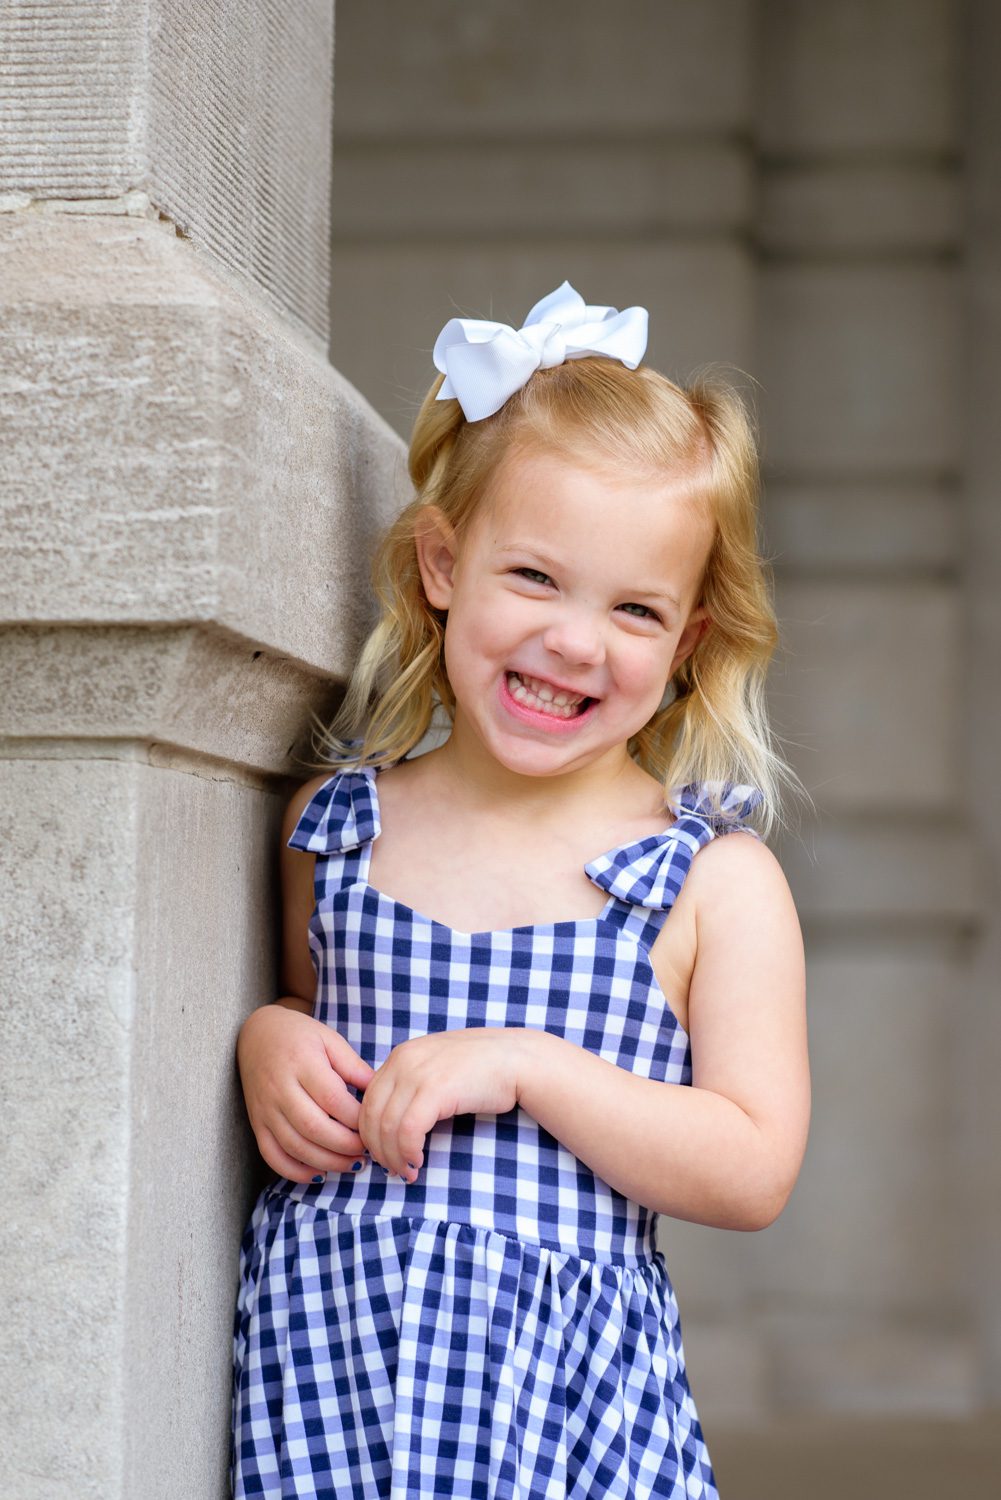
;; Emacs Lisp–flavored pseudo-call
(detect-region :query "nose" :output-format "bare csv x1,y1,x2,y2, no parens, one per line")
542,605,606,668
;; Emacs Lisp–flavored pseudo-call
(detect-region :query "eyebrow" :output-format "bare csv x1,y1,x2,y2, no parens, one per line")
496,544,682,610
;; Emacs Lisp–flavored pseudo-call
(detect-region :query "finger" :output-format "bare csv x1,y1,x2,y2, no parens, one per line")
257,1125,326,1184
358,1074,396,1175
298,1059,364,1131
322,1029,377,1090
270,1114,367,1176
383,1088,431,1178
366,1079,428,1180
284,1087,367,1158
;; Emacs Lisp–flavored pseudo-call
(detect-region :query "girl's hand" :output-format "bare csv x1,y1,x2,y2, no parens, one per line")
359,1026,524,1181
237,1002,376,1183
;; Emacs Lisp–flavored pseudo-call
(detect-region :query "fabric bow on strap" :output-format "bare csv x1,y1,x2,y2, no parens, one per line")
433,279,649,422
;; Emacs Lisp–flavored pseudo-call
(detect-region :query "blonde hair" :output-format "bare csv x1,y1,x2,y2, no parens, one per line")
308,356,805,840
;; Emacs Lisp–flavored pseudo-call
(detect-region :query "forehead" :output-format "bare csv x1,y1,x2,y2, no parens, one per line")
473,445,713,585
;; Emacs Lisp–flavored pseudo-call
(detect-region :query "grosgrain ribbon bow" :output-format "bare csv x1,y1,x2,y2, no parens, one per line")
432,279,649,422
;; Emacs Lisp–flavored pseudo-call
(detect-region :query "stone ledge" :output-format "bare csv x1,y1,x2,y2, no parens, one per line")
776,817,982,928
331,141,752,238
0,215,409,672
0,623,344,778
763,482,957,573
759,164,960,254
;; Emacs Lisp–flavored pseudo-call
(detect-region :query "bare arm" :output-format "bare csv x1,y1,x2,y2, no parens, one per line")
514,834,810,1231
237,775,375,1180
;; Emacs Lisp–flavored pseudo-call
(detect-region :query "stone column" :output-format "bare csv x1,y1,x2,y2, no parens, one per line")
0,4,406,1498
962,0,1001,1405
752,0,976,1417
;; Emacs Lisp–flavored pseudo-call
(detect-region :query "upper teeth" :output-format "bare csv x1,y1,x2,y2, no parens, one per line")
508,672,588,716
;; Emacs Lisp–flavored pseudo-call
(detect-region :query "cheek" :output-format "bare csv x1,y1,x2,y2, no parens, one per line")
468,590,532,654
441,590,512,685
614,638,673,698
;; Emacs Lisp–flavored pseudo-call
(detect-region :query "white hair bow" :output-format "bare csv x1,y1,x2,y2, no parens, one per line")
432,279,649,423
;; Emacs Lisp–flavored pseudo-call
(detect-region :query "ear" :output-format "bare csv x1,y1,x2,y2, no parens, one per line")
414,505,459,610
669,605,710,677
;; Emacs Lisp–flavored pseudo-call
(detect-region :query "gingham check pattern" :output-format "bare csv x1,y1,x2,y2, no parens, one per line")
232,766,762,1498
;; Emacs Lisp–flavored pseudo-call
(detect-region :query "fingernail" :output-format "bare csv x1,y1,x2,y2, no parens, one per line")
351,1160,363,1171
311,1175,324,1184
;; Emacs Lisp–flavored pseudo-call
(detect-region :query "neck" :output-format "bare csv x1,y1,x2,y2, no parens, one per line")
422,714,662,825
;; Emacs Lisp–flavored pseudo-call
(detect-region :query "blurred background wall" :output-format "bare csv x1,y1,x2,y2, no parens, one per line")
326,0,1001,1492
1,1,999,1497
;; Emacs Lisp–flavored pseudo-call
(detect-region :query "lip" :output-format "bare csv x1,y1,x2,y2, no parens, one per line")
498,671,600,735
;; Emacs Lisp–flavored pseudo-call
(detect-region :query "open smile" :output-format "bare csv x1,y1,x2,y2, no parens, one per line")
500,670,599,732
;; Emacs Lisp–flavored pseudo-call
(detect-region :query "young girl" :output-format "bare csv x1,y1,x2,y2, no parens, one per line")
231,280,810,1499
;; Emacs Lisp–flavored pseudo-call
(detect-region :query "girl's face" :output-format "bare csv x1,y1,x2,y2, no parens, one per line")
416,444,713,783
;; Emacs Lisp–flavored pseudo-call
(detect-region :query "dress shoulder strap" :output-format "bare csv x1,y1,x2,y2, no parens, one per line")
586,780,764,918
286,765,381,855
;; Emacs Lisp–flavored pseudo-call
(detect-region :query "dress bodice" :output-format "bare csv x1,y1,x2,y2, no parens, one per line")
277,765,763,1265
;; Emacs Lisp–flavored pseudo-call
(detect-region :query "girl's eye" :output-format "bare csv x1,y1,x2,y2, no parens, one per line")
618,602,662,622
513,567,552,586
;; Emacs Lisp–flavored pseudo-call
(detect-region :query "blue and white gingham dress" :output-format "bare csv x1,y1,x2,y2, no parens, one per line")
232,764,762,1499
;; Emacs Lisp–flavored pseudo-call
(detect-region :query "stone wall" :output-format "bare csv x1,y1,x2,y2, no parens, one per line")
0,4,407,1498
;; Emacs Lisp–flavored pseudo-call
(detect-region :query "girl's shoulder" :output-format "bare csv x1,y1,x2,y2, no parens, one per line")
679,800,797,934
584,780,769,912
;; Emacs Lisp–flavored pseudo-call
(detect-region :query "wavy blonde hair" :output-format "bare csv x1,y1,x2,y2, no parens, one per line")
308,355,805,840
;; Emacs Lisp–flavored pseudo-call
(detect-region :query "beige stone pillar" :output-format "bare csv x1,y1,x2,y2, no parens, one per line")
0,4,406,1497
751,0,977,1418
963,0,1001,1404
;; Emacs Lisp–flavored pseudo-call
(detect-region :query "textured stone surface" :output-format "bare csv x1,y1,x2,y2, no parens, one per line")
0,0,147,195
0,0,333,342
0,215,408,675
0,757,135,1498
122,762,279,1500
759,165,960,254
148,0,334,342
0,756,279,1498
0,626,345,778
